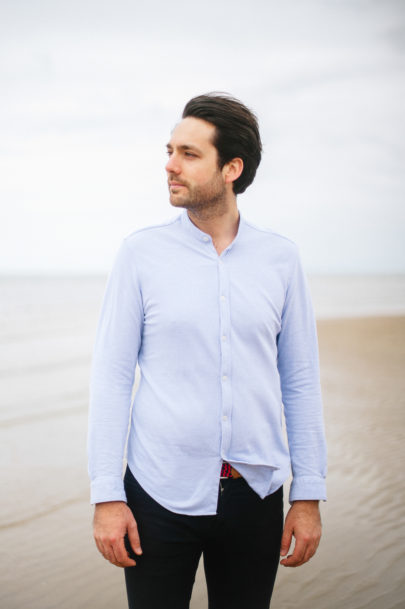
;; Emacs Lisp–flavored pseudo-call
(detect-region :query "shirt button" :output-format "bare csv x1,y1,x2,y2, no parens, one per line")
222,375,227,381
222,335,227,341
220,295,226,301
203,236,209,242
222,415,228,422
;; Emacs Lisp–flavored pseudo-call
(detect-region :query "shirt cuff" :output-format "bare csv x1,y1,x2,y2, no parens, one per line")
289,475,327,503
90,475,127,505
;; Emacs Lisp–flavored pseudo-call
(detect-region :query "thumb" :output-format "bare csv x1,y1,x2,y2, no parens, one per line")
280,522,292,557
127,517,143,555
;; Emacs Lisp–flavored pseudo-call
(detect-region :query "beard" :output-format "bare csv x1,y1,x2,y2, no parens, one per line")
168,171,227,214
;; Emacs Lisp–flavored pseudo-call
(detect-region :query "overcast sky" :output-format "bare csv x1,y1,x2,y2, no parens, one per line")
1,0,404,274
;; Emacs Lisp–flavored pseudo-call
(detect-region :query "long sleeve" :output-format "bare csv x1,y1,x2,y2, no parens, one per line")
87,239,144,504
277,248,327,502
87,212,326,515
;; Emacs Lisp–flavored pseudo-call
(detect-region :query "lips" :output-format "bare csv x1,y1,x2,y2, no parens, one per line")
169,181,187,191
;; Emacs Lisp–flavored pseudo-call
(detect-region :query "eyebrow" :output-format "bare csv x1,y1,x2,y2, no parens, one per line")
166,143,203,154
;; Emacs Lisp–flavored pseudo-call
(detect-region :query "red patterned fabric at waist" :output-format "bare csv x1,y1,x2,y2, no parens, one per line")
220,462,233,478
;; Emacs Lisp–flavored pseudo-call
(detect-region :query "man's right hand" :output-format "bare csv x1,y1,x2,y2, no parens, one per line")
93,501,142,568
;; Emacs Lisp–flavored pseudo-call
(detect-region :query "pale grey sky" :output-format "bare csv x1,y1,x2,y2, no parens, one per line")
1,0,404,273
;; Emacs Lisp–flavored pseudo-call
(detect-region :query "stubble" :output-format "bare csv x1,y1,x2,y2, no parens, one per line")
168,172,228,220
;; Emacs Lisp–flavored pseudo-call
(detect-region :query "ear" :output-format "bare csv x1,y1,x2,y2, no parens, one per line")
222,158,243,185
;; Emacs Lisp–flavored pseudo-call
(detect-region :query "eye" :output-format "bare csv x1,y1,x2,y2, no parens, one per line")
185,152,196,158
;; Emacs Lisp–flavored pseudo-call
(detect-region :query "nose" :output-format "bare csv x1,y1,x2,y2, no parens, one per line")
165,152,181,175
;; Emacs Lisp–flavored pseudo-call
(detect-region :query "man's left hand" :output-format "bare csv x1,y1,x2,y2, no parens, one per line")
280,500,322,567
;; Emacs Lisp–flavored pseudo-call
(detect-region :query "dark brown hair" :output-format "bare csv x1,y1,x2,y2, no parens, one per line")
182,92,262,195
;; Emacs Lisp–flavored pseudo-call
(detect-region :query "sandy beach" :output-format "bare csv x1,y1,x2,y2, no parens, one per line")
0,277,404,609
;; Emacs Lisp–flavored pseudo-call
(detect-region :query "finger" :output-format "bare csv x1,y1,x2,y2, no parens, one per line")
95,538,122,567
280,526,292,557
101,543,128,568
281,534,320,567
300,538,320,565
301,548,314,566
95,538,110,562
103,545,119,565
280,537,306,567
112,537,137,568
128,520,143,555
110,544,135,568
109,545,123,567
95,537,104,556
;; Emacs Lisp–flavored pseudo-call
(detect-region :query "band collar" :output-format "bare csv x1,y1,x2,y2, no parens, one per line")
180,209,244,249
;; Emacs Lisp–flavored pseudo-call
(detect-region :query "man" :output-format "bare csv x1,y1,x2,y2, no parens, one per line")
88,93,327,609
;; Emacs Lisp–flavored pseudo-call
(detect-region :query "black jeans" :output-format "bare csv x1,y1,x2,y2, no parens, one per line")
124,466,283,609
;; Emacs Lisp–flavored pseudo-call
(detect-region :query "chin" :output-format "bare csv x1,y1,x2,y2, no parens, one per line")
169,198,186,208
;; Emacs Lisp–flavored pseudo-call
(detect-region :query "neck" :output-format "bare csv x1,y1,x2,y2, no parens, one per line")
187,199,240,245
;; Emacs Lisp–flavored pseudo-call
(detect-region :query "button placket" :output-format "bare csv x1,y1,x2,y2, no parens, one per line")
218,257,232,457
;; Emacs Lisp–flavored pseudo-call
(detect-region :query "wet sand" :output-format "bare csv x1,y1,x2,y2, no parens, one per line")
0,314,404,608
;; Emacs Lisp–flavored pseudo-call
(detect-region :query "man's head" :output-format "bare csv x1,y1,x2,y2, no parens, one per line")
182,92,262,195
166,116,228,213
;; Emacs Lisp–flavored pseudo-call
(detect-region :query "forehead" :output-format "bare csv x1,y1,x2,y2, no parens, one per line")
168,117,216,150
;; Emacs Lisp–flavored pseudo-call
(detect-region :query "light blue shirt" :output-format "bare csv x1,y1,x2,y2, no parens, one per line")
88,210,327,515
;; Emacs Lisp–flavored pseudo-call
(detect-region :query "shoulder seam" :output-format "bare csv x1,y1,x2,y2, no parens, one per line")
124,215,181,241
243,218,297,246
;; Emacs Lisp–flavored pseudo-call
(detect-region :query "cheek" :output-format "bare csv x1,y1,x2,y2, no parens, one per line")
194,169,222,187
